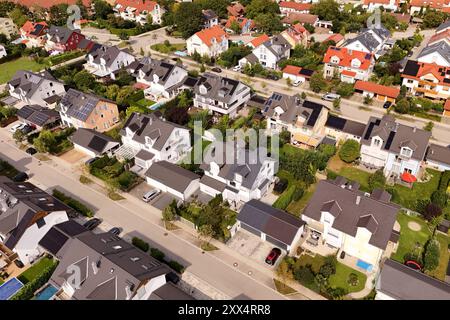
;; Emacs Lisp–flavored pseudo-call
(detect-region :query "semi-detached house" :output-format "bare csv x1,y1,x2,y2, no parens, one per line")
114,0,163,25
187,25,229,58
85,45,136,79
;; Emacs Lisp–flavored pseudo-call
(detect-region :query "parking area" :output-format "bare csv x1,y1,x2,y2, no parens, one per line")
152,192,177,210
227,230,284,268
58,149,89,164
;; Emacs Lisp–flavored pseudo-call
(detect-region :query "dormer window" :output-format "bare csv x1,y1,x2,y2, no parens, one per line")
234,173,242,183
330,55,340,64
373,138,381,147
400,147,412,158
351,59,361,68
145,136,153,146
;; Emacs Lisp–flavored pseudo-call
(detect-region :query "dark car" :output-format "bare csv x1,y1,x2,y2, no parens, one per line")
265,248,282,266
211,67,222,73
83,218,102,231
273,178,288,194
266,74,280,81
108,227,122,236
12,172,29,182
26,147,37,155
20,124,34,134
14,259,24,268
166,272,180,284
85,157,99,166
383,101,392,109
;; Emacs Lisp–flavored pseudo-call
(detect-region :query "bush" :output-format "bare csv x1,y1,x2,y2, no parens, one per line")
438,170,450,191
431,190,448,208
423,238,440,271
423,203,443,221
52,189,94,217
150,248,165,262
339,139,360,163
327,170,338,180
132,237,149,252
168,260,185,274
326,287,348,299
292,186,305,201
368,168,386,191
273,185,296,210
347,273,359,286
293,265,315,286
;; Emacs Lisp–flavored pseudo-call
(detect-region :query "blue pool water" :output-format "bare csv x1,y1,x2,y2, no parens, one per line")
356,259,373,271
0,278,24,300
34,284,58,300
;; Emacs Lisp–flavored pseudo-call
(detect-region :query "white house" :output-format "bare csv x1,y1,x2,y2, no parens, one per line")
425,143,450,172
0,44,6,59
279,1,312,15
282,65,314,83
187,25,229,58
118,113,191,171
193,72,251,118
199,142,276,206
409,0,450,15
114,0,163,25
360,115,431,178
344,26,391,59
417,41,450,67
301,177,400,266
202,9,218,29
85,45,136,79
361,0,399,12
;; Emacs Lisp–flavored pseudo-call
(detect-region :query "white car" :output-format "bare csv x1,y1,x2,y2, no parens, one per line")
321,93,341,102
9,122,26,134
142,189,161,203
292,79,302,87
233,65,242,72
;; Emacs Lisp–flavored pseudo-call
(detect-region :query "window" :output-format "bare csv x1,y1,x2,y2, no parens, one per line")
373,138,381,147
36,217,46,229
401,148,412,157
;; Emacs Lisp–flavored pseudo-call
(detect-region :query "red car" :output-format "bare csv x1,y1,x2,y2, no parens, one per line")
265,248,282,265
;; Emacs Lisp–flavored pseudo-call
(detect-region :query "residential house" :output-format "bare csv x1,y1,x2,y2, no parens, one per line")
428,29,450,46
325,114,366,142
186,25,229,58
417,41,450,67
282,65,314,83
237,199,305,254
425,143,450,171
193,72,251,117
239,35,292,70
59,89,120,133
323,46,375,83
44,25,85,54
281,13,319,27
19,21,48,48
85,45,136,79
409,0,450,15
324,33,345,46
360,114,431,178
0,176,71,265
279,1,312,15
199,142,276,205
444,99,450,119
263,92,328,149
0,44,6,59
114,0,163,25
13,0,92,10
401,60,450,100
343,26,391,59
118,112,191,170
0,18,18,39
202,9,218,29
302,177,400,266
225,16,255,34
134,59,189,101
354,80,400,102
376,259,450,300
70,128,121,157
436,20,450,34
227,2,245,17
145,161,200,201
280,23,309,48
361,0,399,12
38,220,89,256
247,34,270,49
48,232,192,300
8,70,66,107
16,104,61,129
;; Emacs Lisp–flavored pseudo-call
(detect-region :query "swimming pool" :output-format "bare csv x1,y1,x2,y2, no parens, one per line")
34,284,58,300
0,278,24,300
356,259,373,272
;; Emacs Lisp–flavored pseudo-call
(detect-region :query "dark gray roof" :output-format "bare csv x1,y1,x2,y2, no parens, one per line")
39,220,88,255
238,199,305,246
89,45,129,68
138,59,178,85
135,149,155,161
346,31,381,52
262,34,292,59
47,25,80,44
70,128,120,155
418,41,450,65
149,282,195,300
436,20,450,33
200,175,226,192
302,177,400,250
361,115,431,161
61,89,115,122
325,114,366,137
426,144,450,165
145,161,200,193
8,70,64,100
202,9,218,21
16,104,60,127
377,259,450,300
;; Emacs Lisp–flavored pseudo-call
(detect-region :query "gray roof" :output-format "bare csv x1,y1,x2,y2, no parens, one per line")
302,177,400,250
137,59,187,90
377,259,450,300
263,92,326,128
418,41,450,65
361,115,431,161
149,282,195,300
16,104,60,127
145,161,200,193
50,232,172,300
39,220,88,255
8,70,64,100
194,72,250,104
47,25,80,44
345,31,381,53
202,9,218,21
200,175,226,192
70,128,120,155
238,199,305,246
325,114,366,137
89,45,131,68
436,20,450,33
262,34,292,59
426,143,450,166
120,113,188,151
135,149,155,161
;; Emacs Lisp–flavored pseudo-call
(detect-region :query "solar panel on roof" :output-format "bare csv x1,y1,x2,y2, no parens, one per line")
384,131,396,150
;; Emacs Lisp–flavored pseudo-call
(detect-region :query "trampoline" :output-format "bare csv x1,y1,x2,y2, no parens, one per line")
0,278,24,300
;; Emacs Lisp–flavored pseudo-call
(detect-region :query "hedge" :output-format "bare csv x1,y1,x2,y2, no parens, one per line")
132,237,149,252
150,248,165,262
326,170,338,180
273,185,296,210
439,170,450,191
168,260,185,274
52,189,94,217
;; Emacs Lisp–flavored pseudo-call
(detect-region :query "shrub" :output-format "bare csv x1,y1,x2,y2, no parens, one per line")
438,170,450,191
423,203,443,221
168,260,185,274
368,168,386,191
347,273,359,286
52,189,94,217
431,190,448,208
326,287,348,299
423,238,440,271
338,139,360,163
327,170,338,180
150,248,165,262
292,186,305,202
132,237,149,252
293,265,315,286
273,185,296,210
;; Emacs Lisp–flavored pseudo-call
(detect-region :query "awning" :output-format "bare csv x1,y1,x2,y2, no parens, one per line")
401,172,417,183
293,132,321,147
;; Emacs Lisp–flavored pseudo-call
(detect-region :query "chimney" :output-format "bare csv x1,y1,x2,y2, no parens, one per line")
356,195,361,205
413,126,417,133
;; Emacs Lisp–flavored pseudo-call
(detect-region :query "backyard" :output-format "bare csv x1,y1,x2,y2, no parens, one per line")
17,257,55,284
0,57,46,84
151,42,185,54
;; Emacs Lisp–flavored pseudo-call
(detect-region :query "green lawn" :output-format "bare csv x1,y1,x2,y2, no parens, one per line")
17,257,55,284
286,182,317,216
329,262,367,293
151,42,185,54
131,98,155,109
428,233,449,281
280,144,305,158
0,57,46,84
335,167,372,192
295,254,326,274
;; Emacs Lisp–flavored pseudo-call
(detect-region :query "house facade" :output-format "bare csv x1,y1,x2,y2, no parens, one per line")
44,25,85,53
239,35,291,70
279,1,312,15
425,143,450,172
282,65,314,83
354,80,400,102
202,9,218,29
114,0,163,25
85,45,136,79
0,18,18,39
417,41,450,67
187,25,229,58
0,44,6,59
361,0,399,12
19,21,48,48
280,23,309,48
225,16,255,34
344,26,391,59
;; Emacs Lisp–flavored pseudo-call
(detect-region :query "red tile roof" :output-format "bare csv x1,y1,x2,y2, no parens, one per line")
429,29,450,45
227,3,245,17
282,65,313,78
20,21,48,37
409,0,450,8
354,80,400,98
323,47,373,70
225,16,255,30
444,99,450,111
363,0,394,4
325,33,344,44
14,0,91,9
195,25,228,47
115,0,157,15
279,1,312,11
249,34,269,48
281,13,318,25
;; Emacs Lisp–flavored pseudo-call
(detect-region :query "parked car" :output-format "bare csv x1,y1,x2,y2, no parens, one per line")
12,172,29,182
166,272,180,284
340,251,346,259
9,122,26,133
265,248,282,266
211,67,222,73
85,157,99,166
232,65,242,72
292,79,302,87
266,74,280,81
142,189,161,203
108,227,122,236
25,147,37,155
405,260,422,271
383,101,392,109
14,259,24,268
20,124,34,134
322,93,341,101
83,218,102,231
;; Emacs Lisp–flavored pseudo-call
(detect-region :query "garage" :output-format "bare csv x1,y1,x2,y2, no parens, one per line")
240,222,261,238
354,80,400,103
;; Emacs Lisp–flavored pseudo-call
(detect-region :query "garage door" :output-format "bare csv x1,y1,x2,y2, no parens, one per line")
266,235,288,250
240,222,261,237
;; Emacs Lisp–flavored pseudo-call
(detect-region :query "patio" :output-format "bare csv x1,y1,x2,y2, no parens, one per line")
299,227,338,257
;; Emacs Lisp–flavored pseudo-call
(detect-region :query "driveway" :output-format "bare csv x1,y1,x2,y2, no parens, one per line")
58,149,89,164
152,192,177,210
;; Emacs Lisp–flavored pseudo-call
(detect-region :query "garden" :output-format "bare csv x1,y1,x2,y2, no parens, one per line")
28,127,76,155
151,41,185,54
52,189,95,218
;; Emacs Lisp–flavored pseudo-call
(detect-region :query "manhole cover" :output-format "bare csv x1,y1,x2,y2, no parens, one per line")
233,262,238,267
248,271,252,275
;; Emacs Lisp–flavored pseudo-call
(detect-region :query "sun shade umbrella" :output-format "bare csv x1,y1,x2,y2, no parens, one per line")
401,172,417,183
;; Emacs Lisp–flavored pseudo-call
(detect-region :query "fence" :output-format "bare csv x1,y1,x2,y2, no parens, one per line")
176,215,197,230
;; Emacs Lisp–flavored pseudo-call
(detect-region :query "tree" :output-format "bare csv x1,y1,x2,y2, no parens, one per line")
339,139,360,163
49,4,69,26
279,130,291,146
246,0,280,18
293,266,315,286
423,202,443,221
422,10,447,28
310,0,340,21
368,168,386,191
115,86,134,106
309,72,327,93
33,130,57,153
332,98,341,109
431,190,448,208
198,224,214,247
336,82,354,97
230,20,241,34
162,199,178,222
73,70,96,91
174,2,204,39
254,13,283,33
13,130,26,143
423,121,434,132
105,84,120,101
93,0,113,19
165,105,189,125
197,0,231,18
394,98,410,114
363,95,373,105
423,238,440,271
8,7,28,27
